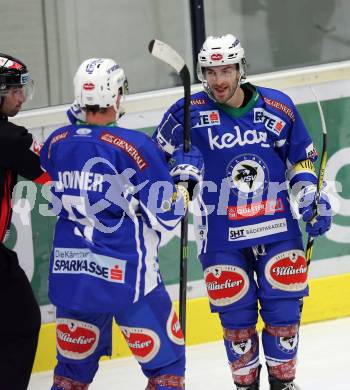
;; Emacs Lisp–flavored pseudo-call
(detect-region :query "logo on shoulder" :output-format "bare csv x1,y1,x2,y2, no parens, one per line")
195,110,221,127
100,131,148,171
48,130,69,158
254,108,286,136
306,143,318,159
191,98,207,105
263,97,295,122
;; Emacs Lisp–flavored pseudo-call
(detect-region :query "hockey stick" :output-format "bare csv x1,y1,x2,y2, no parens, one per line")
148,39,191,339
305,87,328,268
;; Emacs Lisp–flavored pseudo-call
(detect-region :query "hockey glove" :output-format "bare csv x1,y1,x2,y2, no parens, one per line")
168,144,204,199
66,100,86,124
297,184,332,237
154,101,200,155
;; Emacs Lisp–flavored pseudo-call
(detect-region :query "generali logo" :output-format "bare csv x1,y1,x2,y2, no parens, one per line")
100,131,148,171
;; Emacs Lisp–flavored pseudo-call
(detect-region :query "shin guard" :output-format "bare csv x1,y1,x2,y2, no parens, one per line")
262,324,299,381
223,327,260,386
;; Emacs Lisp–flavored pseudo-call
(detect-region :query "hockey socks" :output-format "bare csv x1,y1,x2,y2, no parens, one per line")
262,324,299,382
223,327,260,386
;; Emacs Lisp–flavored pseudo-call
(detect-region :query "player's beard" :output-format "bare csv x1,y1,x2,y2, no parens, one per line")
211,78,240,105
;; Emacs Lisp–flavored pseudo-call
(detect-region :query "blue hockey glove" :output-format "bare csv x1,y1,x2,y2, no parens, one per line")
298,185,332,237
66,100,86,124
154,101,200,155
168,144,204,199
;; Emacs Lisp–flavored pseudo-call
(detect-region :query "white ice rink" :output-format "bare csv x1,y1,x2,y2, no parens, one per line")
29,317,350,390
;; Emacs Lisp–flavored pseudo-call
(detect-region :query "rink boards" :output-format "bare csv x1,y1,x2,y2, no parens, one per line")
8,61,350,372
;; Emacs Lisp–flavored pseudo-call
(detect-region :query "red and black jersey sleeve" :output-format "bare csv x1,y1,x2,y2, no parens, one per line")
0,121,44,180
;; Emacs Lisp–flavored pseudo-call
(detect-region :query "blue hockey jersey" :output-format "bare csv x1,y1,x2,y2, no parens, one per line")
153,84,317,255
41,124,185,313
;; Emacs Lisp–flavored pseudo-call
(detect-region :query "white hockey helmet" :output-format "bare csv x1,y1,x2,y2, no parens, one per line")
74,58,128,112
197,34,247,95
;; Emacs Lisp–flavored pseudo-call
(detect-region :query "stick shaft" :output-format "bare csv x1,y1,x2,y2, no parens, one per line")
148,39,191,339
306,88,328,266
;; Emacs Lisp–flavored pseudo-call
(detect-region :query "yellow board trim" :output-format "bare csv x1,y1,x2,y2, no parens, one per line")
32,273,350,373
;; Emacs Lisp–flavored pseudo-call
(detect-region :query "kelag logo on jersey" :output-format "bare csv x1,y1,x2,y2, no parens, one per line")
254,108,286,136
207,126,270,150
53,248,126,283
195,110,221,127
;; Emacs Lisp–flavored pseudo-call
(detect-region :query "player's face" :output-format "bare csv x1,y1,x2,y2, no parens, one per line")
1,86,26,117
204,65,240,104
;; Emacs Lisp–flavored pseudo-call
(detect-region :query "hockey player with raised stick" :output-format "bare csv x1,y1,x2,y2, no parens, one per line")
0,53,50,390
41,57,203,390
152,34,332,390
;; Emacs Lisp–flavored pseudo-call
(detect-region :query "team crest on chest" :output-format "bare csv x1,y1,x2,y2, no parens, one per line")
226,154,269,198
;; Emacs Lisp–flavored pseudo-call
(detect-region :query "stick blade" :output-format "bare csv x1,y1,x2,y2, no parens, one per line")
148,39,185,74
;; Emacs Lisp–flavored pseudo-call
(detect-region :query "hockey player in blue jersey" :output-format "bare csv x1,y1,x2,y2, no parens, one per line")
153,35,332,390
41,58,203,390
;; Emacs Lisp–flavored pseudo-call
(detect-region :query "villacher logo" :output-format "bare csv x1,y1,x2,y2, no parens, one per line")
56,318,100,360
166,307,185,345
120,326,160,363
265,250,308,291
204,265,249,306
